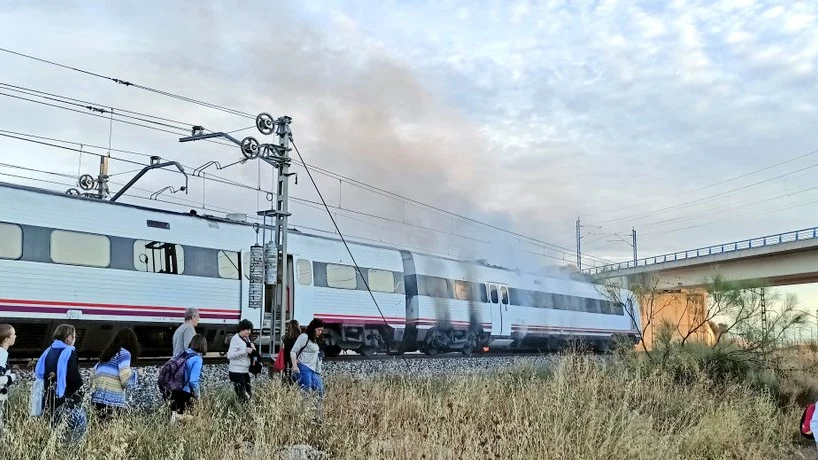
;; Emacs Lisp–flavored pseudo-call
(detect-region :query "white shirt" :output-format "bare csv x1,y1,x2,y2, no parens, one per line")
291,333,322,374
226,334,251,373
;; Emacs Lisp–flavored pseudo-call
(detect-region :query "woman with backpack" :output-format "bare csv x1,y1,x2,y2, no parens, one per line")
291,318,325,396
226,320,255,402
169,334,206,419
90,328,141,421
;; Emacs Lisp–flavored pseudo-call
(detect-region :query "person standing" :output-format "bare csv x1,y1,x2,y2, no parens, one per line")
170,334,206,420
90,328,141,421
226,320,255,402
0,324,18,429
172,308,199,357
291,319,326,422
35,324,86,442
281,320,301,383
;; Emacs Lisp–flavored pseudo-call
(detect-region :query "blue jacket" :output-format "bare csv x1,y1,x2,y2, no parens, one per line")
183,349,203,397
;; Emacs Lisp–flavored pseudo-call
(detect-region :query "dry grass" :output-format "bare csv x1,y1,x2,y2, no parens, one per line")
0,353,813,459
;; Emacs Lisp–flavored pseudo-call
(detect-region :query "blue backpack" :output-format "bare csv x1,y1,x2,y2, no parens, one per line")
157,352,192,398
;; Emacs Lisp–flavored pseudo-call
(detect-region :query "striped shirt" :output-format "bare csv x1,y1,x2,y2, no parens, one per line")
90,348,137,408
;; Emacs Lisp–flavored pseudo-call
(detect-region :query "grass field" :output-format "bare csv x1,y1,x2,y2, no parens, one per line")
0,352,815,459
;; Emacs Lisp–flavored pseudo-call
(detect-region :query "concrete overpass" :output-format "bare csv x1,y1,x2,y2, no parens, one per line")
582,227,818,289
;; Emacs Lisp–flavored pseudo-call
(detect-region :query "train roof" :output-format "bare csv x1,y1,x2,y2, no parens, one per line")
0,180,596,286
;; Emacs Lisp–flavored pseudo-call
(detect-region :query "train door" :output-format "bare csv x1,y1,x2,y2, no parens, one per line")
499,285,512,336
488,283,512,337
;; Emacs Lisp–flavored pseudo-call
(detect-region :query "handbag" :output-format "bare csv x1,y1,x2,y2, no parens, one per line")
272,347,285,373
29,378,44,416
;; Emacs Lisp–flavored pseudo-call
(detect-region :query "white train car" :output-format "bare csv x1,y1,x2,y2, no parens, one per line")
0,181,255,357
402,252,641,354
286,233,406,356
0,181,641,358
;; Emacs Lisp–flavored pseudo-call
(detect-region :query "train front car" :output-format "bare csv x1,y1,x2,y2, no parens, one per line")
400,250,643,354
0,182,248,359
507,274,641,352
289,233,407,357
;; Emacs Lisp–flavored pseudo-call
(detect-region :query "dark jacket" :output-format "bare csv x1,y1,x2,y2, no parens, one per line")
42,348,83,413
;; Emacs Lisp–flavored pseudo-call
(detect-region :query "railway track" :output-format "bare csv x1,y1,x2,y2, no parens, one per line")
10,350,550,369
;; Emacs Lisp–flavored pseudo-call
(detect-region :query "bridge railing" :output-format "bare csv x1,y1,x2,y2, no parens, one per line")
583,226,818,276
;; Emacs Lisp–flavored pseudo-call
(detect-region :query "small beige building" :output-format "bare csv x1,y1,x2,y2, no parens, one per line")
637,288,716,349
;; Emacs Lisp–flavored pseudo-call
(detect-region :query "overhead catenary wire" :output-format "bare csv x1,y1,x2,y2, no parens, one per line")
2,128,576,268
584,148,818,219
0,49,605,263
595,158,818,227
0,111,600,263
0,47,255,118
9,46,818,265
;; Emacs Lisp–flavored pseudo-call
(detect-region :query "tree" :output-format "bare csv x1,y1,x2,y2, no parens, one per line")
600,273,808,362
599,274,676,360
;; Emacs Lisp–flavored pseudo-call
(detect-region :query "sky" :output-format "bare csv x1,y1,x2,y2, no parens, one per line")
2,1,818,316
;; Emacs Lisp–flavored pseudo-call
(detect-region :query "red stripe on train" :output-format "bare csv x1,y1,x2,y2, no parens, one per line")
0,298,237,313
0,304,239,320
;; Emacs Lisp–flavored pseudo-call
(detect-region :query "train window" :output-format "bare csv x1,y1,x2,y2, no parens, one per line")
50,230,110,267
241,251,251,280
478,284,488,303
550,294,563,310
368,269,395,293
0,223,22,260
326,264,357,289
296,259,312,285
536,292,553,309
584,298,599,313
500,286,509,304
489,285,498,303
614,302,625,316
424,276,450,298
217,250,240,279
454,280,472,301
600,300,613,314
506,287,520,305
568,296,583,311
133,240,185,274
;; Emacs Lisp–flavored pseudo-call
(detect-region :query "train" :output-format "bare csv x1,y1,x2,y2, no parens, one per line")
0,181,642,359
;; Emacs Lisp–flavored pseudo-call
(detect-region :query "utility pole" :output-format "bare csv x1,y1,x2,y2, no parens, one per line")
760,288,767,337
632,227,638,264
180,113,293,359
95,156,110,199
575,217,601,271
576,218,581,271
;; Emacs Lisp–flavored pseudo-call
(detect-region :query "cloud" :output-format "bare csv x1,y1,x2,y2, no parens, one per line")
2,0,818,274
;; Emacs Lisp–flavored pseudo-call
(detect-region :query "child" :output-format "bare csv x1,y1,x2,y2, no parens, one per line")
35,323,86,442
91,328,140,421
170,334,206,421
0,324,18,428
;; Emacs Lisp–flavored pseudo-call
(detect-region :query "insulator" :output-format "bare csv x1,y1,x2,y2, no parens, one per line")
264,242,278,284
248,244,264,310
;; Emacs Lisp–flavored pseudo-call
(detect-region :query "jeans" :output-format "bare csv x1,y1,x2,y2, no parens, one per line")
296,363,324,396
296,363,324,421
229,372,251,402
